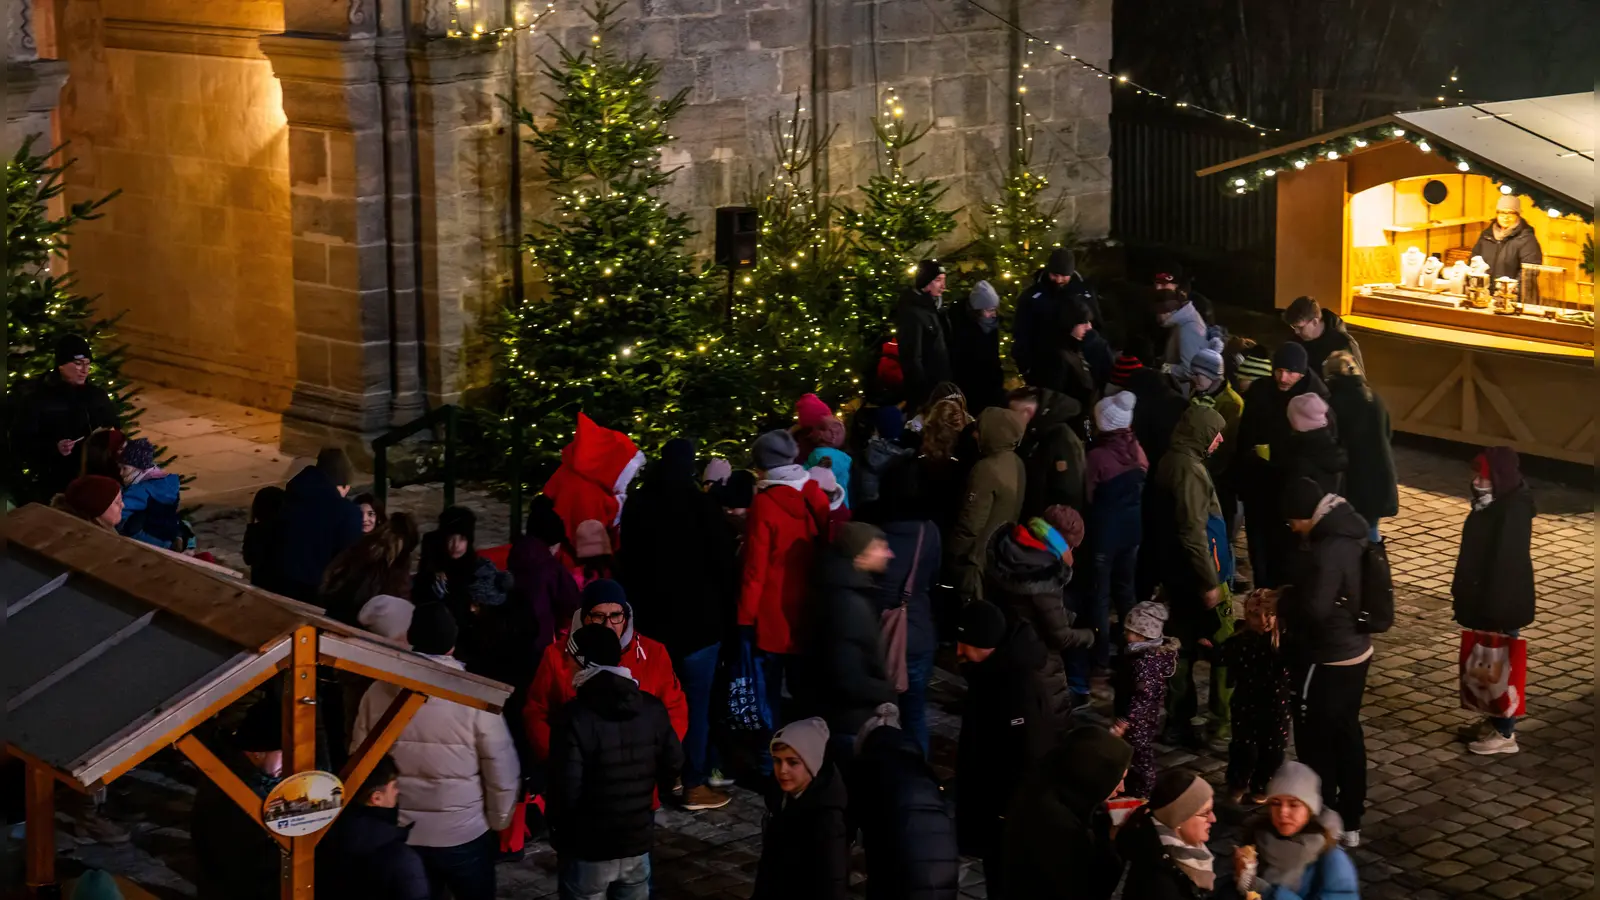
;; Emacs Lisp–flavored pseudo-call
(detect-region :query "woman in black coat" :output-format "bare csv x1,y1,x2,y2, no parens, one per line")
1002,726,1132,900
1283,392,1347,496
756,719,849,900
947,282,1006,412
1452,446,1536,754
1324,352,1398,538
851,723,960,900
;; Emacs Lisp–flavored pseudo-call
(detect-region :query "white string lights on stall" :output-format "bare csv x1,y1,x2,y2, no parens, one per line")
444,0,555,40
955,0,1281,134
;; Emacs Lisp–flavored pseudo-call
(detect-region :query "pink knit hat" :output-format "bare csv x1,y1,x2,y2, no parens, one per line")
795,393,833,430
1287,393,1329,432
573,519,612,558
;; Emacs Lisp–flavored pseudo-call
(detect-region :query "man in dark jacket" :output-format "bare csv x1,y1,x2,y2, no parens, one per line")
316,755,429,900
1324,351,1398,539
799,523,898,739
619,438,738,808
1008,387,1087,514
947,280,1006,411
1235,341,1330,589
257,448,364,603
191,700,283,900
985,523,1093,731
1113,336,1187,471
1452,447,1535,756
8,334,120,502
1472,193,1544,286
1280,477,1371,845
955,600,1065,898
547,624,685,898
1013,248,1103,385
850,711,960,900
896,260,953,409
1002,726,1132,900
1282,295,1364,377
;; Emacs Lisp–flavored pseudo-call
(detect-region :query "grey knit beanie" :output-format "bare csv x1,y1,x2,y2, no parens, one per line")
969,280,1000,311
1265,761,1323,814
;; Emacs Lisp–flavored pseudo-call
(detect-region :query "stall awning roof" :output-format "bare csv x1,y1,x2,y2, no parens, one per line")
1198,92,1593,213
2,504,511,789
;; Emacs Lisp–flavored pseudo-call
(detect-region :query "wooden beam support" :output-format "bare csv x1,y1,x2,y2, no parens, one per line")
318,652,503,713
25,762,56,897
174,735,290,851
283,626,319,900
314,690,427,848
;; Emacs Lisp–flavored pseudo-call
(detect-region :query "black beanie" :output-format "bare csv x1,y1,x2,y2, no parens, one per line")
1046,247,1075,277
408,603,459,655
915,259,945,290
55,333,93,366
526,495,567,548
581,578,630,616
1272,341,1309,375
571,623,623,668
233,699,281,753
957,600,1007,649
1281,476,1326,520
437,506,477,545
834,522,886,560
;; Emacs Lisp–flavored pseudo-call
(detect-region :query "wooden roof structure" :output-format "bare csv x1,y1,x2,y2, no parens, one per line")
1,503,513,899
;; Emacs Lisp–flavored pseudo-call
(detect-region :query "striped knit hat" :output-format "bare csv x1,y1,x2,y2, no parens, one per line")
1236,352,1273,381
1110,352,1144,388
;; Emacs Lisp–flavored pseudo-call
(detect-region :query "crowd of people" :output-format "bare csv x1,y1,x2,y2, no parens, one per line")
8,249,1541,900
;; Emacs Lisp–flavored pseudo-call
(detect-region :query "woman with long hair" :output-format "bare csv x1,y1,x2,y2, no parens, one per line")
320,519,416,627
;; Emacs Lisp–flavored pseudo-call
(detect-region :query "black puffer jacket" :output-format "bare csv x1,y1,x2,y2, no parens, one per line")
755,762,850,900
851,726,960,900
1017,388,1088,515
1471,219,1543,284
259,465,364,603
1283,426,1348,496
1452,455,1536,634
315,803,430,900
619,466,739,658
1282,499,1371,666
896,288,953,409
547,669,684,861
956,619,1066,853
1327,374,1398,521
985,527,1092,726
1003,727,1133,900
1115,808,1214,900
799,552,897,736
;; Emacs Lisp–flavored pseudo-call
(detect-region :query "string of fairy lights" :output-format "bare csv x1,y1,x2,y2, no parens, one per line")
441,0,555,40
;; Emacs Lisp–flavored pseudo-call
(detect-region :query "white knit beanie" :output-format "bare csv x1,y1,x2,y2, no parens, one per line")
1266,761,1323,814
1095,392,1137,433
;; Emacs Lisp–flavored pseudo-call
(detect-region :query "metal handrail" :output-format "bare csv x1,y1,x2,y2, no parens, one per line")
371,405,458,511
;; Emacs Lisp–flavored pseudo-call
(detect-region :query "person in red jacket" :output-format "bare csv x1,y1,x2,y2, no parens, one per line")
523,580,688,764
542,412,646,547
738,430,832,759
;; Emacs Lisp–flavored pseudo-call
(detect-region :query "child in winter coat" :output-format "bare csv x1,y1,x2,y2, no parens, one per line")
1111,600,1180,799
1085,393,1148,667
808,467,852,537
117,437,187,550
1217,589,1292,804
754,718,849,900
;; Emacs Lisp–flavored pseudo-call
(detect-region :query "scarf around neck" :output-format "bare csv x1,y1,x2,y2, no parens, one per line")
571,664,637,690
1155,819,1216,890
1251,810,1339,892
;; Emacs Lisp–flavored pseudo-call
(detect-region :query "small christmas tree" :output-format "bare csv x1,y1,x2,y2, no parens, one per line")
499,1,713,465
4,138,129,502
843,90,957,344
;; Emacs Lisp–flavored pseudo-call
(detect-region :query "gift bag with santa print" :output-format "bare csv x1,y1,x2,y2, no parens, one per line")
1459,631,1526,718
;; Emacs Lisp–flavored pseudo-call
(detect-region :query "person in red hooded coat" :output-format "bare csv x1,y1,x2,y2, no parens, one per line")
542,413,647,549
523,580,688,762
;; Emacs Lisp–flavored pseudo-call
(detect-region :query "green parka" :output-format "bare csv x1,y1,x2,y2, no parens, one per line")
950,406,1027,598
1018,388,1088,516
1153,406,1226,591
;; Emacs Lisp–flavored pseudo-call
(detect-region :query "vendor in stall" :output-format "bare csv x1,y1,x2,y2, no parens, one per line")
1471,194,1543,284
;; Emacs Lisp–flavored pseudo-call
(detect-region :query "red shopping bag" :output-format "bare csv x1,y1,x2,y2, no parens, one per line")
1458,631,1526,718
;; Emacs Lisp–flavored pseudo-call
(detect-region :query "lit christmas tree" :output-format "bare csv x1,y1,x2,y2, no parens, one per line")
498,1,720,464
4,138,133,501
843,90,957,347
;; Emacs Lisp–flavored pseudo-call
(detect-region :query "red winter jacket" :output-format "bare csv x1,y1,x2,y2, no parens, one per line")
522,619,688,761
738,477,831,655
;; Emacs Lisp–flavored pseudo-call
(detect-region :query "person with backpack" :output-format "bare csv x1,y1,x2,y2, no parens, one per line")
1278,477,1371,848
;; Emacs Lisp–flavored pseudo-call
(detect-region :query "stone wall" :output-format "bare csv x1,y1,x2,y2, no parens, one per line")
49,0,297,410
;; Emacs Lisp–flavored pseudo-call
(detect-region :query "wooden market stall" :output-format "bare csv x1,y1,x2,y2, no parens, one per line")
1199,92,1596,464
0,504,512,899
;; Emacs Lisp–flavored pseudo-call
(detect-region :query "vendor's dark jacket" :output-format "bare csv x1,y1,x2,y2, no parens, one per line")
1282,499,1371,666
956,618,1064,853
191,755,280,900
1326,374,1398,521
797,551,897,736
547,669,684,861
895,288,953,409
754,762,850,900
985,527,1089,729
1452,482,1536,634
1114,808,1214,900
7,370,119,500
1471,219,1543,284
850,726,960,900
1002,728,1133,900
315,803,430,900
1295,307,1364,377
947,307,1006,412
1017,388,1087,515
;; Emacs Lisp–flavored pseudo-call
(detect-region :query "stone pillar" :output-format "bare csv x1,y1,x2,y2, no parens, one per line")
262,0,402,461
5,0,68,154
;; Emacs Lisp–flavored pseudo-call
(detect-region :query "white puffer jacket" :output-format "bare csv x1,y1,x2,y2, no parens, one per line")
351,655,521,848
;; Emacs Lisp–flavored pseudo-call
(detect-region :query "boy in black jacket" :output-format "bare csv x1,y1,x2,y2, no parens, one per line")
316,755,429,900
548,624,684,899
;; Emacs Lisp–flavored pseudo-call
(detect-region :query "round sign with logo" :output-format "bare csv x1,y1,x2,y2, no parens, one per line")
261,770,345,837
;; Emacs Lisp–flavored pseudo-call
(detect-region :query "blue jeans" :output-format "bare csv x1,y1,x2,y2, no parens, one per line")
899,650,936,756
414,830,496,900
677,643,721,788
559,854,651,900
754,651,798,775
1068,545,1139,691
1489,629,1519,737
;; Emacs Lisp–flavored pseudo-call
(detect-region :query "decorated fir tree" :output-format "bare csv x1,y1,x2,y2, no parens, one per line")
843,90,957,345
4,138,130,501
499,1,716,464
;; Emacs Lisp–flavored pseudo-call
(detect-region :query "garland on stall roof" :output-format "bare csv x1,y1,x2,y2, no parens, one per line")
1218,122,1592,224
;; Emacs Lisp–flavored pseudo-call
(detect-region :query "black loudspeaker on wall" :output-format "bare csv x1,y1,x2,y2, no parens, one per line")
715,206,760,268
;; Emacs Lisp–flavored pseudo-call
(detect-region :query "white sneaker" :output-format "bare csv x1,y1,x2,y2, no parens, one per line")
707,769,736,789
1339,829,1360,848
1469,732,1519,755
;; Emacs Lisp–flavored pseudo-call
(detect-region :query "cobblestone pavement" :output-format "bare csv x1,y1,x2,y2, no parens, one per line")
17,443,1592,899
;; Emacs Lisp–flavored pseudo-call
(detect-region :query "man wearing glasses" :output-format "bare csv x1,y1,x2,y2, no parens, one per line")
1280,295,1364,380
9,333,120,502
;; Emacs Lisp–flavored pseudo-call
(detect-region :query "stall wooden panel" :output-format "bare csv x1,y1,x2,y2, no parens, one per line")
1274,160,1350,311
